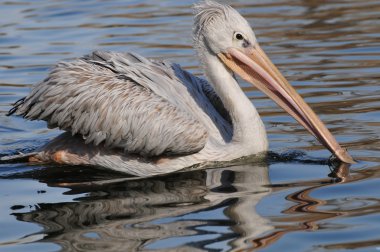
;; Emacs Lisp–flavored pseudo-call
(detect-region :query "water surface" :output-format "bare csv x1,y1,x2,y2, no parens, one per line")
1,0,380,251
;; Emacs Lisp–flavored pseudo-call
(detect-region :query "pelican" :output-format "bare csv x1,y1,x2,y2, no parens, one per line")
6,1,354,176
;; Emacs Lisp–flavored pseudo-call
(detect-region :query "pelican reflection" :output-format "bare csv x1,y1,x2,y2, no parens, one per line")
9,163,352,251
11,164,272,251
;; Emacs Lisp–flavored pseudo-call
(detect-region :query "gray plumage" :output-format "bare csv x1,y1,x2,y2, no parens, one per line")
9,50,231,157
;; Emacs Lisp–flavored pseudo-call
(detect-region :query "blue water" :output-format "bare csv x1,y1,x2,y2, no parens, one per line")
1,0,380,251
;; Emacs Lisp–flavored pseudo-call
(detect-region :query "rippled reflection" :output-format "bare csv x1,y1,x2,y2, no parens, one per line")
5,162,361,251
9,164,272,251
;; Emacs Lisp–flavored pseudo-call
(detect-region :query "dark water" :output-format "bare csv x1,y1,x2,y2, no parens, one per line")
1,0,380,251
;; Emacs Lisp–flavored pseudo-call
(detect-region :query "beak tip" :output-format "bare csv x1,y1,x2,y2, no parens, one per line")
335,149,356,164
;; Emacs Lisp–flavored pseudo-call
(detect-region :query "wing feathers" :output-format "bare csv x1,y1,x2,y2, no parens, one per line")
9,51,209,156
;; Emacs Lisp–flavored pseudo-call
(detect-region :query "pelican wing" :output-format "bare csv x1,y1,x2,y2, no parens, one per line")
9,51,209,156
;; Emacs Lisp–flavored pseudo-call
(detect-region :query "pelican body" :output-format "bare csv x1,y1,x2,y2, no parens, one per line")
7,1,354,176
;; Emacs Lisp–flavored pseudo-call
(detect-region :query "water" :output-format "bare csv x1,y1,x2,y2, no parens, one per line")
0,0,379,251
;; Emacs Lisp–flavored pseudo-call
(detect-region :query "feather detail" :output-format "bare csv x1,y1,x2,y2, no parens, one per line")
9,51,213,156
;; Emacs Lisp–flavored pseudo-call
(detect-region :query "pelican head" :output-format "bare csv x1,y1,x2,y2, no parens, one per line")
193,0,355,164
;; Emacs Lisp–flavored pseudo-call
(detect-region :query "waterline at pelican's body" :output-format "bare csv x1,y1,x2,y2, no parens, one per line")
5,0,354,176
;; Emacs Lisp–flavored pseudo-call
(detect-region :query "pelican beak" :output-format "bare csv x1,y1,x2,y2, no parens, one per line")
218,45,355,164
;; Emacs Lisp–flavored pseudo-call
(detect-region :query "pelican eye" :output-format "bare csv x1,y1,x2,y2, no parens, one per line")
235,32,244,40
